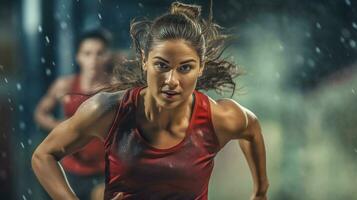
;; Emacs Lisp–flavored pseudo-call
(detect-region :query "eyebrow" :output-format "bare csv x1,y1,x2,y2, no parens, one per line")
153,56,169,63
153,56,197,64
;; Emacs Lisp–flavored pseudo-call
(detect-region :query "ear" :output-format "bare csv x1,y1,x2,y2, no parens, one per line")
198,63,205,77
141,49,147,71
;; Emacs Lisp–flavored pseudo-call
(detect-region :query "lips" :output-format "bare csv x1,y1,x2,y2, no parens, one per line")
161,90,180,99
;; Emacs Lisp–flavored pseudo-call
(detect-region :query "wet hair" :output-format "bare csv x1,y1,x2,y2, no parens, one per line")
76,28,112,53
111,1,241,95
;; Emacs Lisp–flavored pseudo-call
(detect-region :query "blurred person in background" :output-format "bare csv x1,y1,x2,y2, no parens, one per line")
32,2,269,200
34,28,113,200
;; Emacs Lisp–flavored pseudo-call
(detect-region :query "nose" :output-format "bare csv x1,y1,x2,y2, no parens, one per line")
164,70,179,88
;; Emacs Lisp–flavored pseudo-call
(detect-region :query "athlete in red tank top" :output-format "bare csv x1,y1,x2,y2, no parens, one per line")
32,3,269,200
61,75,105,175
104,87,219,200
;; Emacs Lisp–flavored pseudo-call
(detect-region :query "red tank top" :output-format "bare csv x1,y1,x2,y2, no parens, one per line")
104,87,220,200
61,75,106,175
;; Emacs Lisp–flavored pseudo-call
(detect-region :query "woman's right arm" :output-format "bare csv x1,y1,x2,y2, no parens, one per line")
34,77,71,131
32,92,120,200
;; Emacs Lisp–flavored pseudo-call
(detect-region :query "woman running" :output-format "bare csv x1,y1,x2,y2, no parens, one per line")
32,2,269,200
34,29,113,200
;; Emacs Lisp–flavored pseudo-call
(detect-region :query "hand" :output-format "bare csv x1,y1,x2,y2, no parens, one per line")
111,192,124,200
250,194,267,200
251,182,269,200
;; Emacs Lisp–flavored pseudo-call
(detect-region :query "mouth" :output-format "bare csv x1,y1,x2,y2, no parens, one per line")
161,90,180,99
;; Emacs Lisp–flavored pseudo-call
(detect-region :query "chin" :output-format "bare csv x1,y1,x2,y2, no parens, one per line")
156,97,182,110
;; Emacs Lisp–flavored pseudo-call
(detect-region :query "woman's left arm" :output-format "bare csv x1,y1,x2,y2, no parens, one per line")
238,111,269,200
212,99,269,200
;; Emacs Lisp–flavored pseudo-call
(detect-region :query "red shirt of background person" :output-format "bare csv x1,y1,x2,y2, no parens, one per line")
32,2,269,200
34,29,113,200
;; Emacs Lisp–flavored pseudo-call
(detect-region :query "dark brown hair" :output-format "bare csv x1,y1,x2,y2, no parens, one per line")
111,1,241,95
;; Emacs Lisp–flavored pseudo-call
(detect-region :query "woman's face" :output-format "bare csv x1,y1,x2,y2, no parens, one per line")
144,39,203,109
76,38,109,74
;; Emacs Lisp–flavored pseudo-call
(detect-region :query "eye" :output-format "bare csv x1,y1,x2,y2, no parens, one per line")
154,62,169,71
178,64,192,73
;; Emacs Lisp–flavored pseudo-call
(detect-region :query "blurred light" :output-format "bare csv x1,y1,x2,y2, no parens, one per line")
22,0,41,35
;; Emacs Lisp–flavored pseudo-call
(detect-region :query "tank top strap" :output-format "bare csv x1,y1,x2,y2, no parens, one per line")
192,90,221,152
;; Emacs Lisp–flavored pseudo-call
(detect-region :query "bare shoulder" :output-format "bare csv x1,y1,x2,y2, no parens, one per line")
75,90,126,119
70,90,127,138
208,97,258,141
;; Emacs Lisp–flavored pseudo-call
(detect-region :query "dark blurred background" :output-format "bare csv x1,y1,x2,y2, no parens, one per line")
0,0,356,199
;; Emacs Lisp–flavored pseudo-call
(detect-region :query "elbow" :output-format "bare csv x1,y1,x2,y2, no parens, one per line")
31,149,42,172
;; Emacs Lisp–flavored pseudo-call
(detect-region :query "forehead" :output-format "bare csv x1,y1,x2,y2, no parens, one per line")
148,39,199,62
79,38,105,50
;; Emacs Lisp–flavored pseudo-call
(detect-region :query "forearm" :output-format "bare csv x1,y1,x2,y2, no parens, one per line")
35,112,63,131
31,152,78,200
239,132,269,194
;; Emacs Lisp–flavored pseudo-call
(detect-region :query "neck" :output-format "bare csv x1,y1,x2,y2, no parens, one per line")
79,71,110,92
141,88,194,130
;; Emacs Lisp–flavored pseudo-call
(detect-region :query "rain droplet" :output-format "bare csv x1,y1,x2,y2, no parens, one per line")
0,65,4,71
45,35,50,44
349,39,356,48
38,25,43,33
19,122,26,130
340,36,345,43
20,142,25,149
41,57,46,64
60,21,68,29
345,0,351,6
52,61,56,66
4,78,8,83
138,3,144,8
316,22,322,29
352,22,357,29
98,13,102,20
27,139,32,145
16,83,22,91
46,68,52,76
19,104,24,111
7,98,12,103
27,188,32,195
315,47,321,53
352,88,355,94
